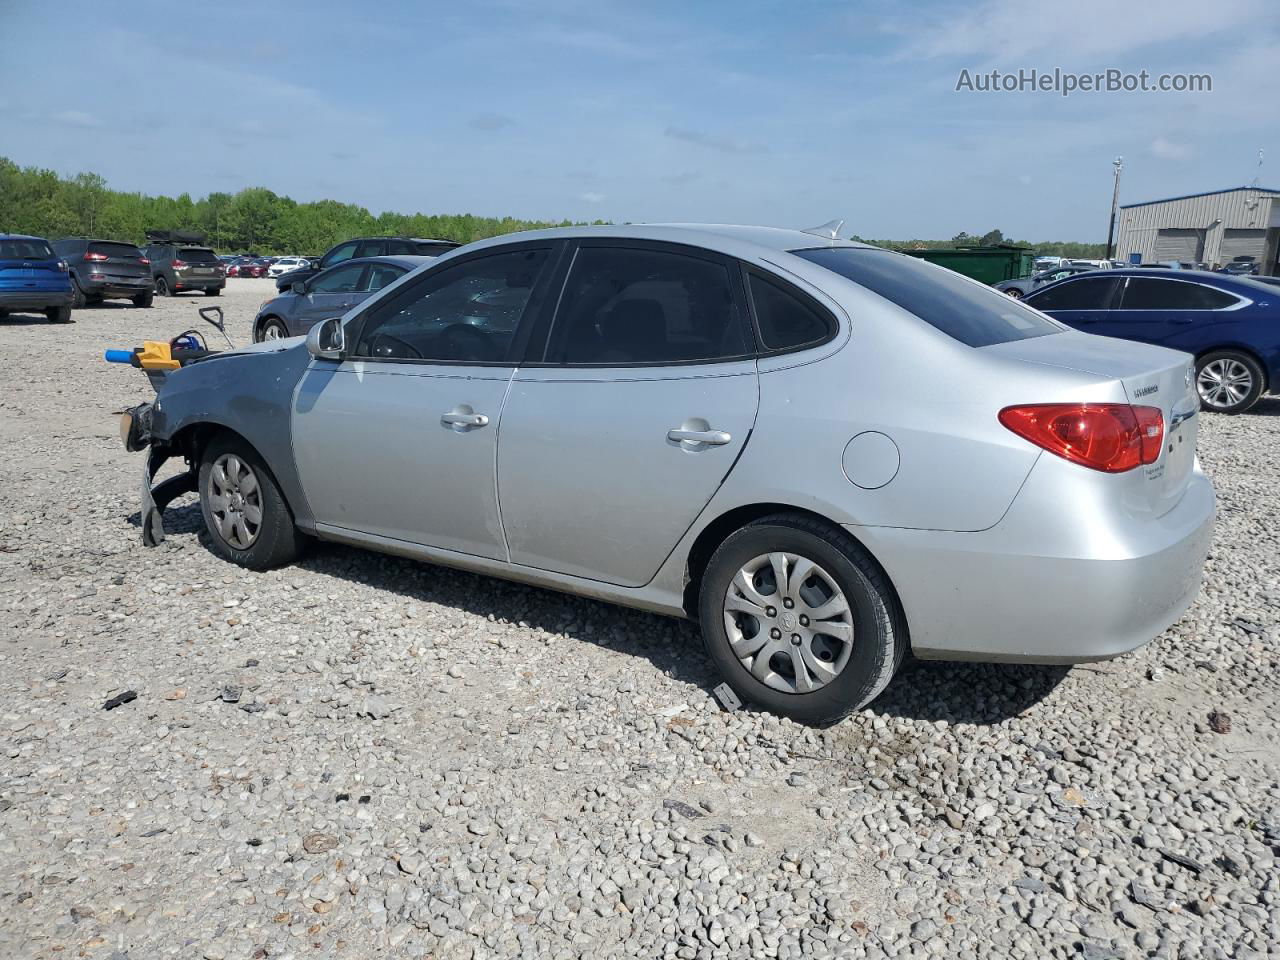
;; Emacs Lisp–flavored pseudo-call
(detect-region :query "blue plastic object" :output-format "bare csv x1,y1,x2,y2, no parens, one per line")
104,349,134,364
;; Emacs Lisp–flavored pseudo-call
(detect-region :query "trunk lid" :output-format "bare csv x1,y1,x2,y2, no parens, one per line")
985,331,1199,518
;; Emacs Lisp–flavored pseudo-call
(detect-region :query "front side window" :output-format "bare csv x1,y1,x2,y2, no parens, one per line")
353,248,549,363
1120,277,1237,310
795,247,1060,347
322,241,359,268
546,246,748,364
747,271,833,351
309,263,366,293
1025,277,1121,311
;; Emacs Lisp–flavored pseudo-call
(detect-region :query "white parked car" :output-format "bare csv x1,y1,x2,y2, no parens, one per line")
268,257,310,278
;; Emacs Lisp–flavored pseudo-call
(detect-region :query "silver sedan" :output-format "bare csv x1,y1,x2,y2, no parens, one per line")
126,224,1215,724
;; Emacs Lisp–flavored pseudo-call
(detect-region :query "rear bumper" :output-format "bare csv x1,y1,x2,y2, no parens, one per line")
0,289,73,310
853,466,1215,663
174,274,225,290
83,279,151,298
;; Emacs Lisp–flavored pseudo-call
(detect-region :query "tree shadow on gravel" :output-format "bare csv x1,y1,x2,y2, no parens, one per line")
128,501,1071,725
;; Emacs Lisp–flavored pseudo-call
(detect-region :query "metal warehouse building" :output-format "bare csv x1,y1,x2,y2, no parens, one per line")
1115,186,1280,274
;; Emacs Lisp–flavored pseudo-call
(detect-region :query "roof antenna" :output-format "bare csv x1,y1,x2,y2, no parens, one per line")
1249,148,1263,188
801,219,845,240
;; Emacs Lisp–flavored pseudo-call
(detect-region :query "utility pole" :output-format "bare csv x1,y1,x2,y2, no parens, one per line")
1105,156,1123,261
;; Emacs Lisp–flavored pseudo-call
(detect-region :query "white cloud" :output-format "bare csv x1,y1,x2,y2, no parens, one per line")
580,191,606,203
52,110,99,128
1150,137,1191,159
895,0,1265,63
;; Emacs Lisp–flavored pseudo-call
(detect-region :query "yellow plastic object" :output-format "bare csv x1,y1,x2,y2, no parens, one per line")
135,340,181,371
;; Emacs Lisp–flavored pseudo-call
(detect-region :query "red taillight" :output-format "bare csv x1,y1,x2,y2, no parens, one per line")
172,259,187,269
999,403,1164,473
139,257,150,265
84,251,109,261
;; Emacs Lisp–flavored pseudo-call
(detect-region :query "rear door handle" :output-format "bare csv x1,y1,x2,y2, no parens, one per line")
1171,318,1195,324
668,427,732,445
441,410,489,429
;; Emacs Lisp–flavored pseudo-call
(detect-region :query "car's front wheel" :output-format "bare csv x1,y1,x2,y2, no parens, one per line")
198,434,303,570
1004,287,1024,299
205,287,221,297
257,317,288,342
698,514,904,724
133,290,154,308
1196,350,1264,414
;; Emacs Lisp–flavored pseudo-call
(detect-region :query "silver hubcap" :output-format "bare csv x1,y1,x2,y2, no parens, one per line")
263,323,283,340
723,552,855,694
208,454,263,549
1197,359,1252,409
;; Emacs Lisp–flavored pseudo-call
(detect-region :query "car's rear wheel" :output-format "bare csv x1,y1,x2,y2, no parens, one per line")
198,434,303,570
205,287,221,297
698,514,904,724
133,290,154,308
45,305,72,323
154,276,170,297
1195,350,1264,414
257,317,288,342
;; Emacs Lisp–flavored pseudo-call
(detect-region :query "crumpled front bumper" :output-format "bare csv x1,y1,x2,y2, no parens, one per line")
123,402,196,547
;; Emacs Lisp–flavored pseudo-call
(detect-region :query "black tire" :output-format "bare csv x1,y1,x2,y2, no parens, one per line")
45,305,72,323
698,514,905,725
70,278,87,308
256,317,288,342
154,276,170,297
133,290,154,308
1195,350,1265,415
205,287,222,297
198,434,303,570
0,309,8,319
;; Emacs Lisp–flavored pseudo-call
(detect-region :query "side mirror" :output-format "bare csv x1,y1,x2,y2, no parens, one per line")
307,317,346,360
291,280,308,294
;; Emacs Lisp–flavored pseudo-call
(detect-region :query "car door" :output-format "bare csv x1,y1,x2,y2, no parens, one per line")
497,241,760,588
291,244,555,557
296,262,368,330
1101,276,1242,347
1022,275,1122,331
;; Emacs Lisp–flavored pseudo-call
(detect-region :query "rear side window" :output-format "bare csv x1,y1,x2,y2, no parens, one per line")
747,272,833,351
1026,277,1121,310
795,247,1060,347
365,263,405,291
178,247,219,264
1120,277,1237,310
547,246,749,365
89,241,143,260
0,238,56,259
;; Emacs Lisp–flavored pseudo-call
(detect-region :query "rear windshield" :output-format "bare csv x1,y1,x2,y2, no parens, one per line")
179,247,220,263
89,241,144,260
793,247,1062,347
0,238,56,260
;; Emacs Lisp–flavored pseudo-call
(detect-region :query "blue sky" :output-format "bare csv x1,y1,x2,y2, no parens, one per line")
2,0,1276,240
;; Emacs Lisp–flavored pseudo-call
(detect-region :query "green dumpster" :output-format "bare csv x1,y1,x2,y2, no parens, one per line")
900,244,1035,284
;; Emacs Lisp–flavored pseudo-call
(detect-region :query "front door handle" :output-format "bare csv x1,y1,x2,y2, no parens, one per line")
441,407,489,430
668,427,732,445
1171,317,1195,324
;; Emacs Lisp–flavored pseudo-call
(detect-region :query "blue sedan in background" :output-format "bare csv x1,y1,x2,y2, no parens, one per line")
1022,268,1279,414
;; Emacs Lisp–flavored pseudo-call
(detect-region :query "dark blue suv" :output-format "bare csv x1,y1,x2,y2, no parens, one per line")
1022,268,1279,414
0,234,74,323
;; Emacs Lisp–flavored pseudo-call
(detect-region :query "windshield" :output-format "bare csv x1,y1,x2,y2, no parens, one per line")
793,247,1062,347
0,238,56,260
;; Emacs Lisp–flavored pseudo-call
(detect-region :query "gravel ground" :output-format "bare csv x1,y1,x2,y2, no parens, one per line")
1,279,1278,960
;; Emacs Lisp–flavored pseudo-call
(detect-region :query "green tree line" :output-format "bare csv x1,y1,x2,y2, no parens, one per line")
0,156,590,254
2,156,1105,257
